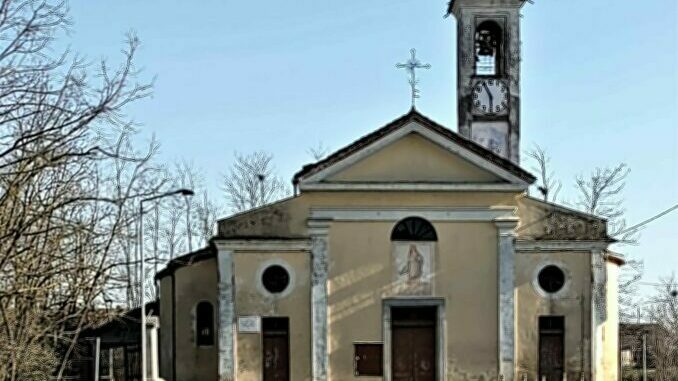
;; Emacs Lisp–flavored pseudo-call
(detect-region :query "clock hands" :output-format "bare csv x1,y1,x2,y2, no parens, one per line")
482,82,493,112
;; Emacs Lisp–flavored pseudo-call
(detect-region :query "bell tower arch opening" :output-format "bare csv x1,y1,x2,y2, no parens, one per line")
475,20,503,76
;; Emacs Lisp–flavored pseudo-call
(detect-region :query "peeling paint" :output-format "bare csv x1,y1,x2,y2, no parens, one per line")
217,249,235,381
310,227,329,381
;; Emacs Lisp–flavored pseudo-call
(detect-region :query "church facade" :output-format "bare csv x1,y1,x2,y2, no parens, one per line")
155,1,623,381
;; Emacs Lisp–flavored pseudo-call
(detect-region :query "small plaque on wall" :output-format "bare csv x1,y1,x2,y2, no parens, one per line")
237,316,261,333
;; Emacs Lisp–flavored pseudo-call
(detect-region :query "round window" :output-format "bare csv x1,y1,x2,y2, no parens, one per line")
538,265,566,294
261,265,290,294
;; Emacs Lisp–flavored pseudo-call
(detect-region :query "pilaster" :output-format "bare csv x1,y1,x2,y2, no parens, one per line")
145,316,161,381
495,217,519,381
590,249,607,381
216,248,235,381
309,219,331,381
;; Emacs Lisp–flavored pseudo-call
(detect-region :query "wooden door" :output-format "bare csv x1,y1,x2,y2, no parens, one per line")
262,317,289,381
392,307,437,381
539,317,564,381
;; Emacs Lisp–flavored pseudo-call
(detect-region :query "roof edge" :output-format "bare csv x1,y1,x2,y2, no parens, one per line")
522,195,608,223
293,109,536,185
155,245,216,280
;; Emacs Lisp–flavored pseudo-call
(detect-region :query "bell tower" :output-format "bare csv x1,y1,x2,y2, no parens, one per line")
449,0,525,164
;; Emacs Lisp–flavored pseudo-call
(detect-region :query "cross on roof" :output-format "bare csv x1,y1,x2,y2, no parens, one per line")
396,48,431,108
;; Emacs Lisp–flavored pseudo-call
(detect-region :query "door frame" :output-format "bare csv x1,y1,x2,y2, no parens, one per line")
383,298,446,381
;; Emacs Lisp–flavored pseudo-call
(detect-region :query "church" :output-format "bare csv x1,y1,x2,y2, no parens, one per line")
155,1,623,380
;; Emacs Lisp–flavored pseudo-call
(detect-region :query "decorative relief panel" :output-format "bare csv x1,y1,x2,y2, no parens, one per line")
536,212,607,241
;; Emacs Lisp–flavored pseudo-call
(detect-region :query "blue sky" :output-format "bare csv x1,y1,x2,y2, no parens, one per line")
64,1,676,290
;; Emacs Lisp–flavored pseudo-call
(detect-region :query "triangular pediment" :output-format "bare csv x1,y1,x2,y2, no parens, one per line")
517,196,611,241
327,133,503,183
294,110,535,192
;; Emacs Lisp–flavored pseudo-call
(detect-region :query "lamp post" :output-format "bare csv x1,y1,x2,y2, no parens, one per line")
139,188,194,380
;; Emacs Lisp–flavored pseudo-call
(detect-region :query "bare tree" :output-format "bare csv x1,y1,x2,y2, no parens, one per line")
159,195,184,261
173,160,201,252
0,0,163,379
139,162,221,282
575,163,636,243
307,141,330,161
647,276,678,381
223,151,288,213
526,144,561,202
194,190,220,245
573,163,646,321
619,260,645,322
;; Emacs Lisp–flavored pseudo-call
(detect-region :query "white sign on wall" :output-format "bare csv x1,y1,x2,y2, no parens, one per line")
237,316,261,333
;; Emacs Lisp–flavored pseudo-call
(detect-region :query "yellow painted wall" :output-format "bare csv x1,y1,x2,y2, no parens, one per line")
327,133,503,183
327,220,499,381
173,258,219,381
233,251,312,381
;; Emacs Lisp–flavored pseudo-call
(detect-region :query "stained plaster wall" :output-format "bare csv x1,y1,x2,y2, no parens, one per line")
515,251,592,381
233,251,312,381
159,275,174,380
173,258,219,381
327,220,500,381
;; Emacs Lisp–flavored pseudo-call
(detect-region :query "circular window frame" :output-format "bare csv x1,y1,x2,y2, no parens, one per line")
256,259,296,299
532,261,570,299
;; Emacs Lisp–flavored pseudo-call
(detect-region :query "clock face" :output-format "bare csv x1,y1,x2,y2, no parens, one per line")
472,79,509,115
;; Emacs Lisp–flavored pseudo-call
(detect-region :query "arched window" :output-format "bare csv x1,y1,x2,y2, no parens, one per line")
475,21,502,76
195,301,214,346
391,217,437,241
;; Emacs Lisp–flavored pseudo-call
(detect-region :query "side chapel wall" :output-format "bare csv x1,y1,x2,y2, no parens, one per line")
233,251,312,381
515,251,593,381
173,258,219,381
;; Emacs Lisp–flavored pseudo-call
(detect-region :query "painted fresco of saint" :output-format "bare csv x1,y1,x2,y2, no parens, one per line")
399,244,424,282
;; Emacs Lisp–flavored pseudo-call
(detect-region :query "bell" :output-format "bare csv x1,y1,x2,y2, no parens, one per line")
477,46,494,56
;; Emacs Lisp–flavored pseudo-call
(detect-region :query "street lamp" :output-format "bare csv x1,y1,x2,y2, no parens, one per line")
139,188,194,380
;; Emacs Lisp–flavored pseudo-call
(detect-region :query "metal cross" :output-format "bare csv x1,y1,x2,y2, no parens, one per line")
396,48,431,108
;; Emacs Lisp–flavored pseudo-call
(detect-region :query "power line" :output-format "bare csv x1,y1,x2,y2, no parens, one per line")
636,282,675,287
618,203,678,235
